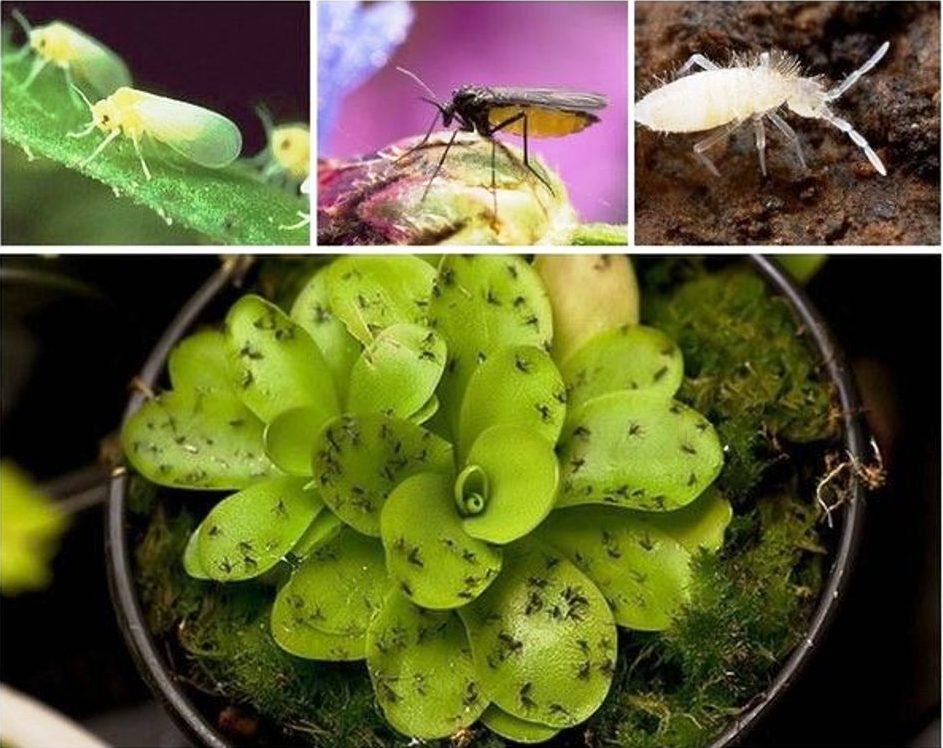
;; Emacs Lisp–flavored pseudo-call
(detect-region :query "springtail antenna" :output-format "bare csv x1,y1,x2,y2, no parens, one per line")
826,41,890,101
70,83,95,113
255,104,275,137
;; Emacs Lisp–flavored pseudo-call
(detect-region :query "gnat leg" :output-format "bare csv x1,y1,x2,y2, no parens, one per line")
826,41,890,101
693,120,743,176
677,53,720,76
821,110,886,175
753,115,767,176
768,111,807,170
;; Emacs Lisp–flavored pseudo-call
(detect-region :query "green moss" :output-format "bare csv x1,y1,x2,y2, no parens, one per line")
645,263,837,500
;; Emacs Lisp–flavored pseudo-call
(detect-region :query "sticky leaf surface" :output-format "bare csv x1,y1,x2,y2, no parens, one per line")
367,591,486,739
381,473,502,609
480,705,560,744
459,540,617,729
313,414,453,536
195,476,321,581
557,391,723,511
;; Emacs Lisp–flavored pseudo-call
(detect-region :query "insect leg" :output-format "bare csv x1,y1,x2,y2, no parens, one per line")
677,53,720,76
131,135,153,181
2,43,32,64
752,115,767,176
491,137,498,217
19,56,48,91
420,128,459,201
488,112,555,196
826,41,890,101
767,111,807,170
819,110,886,175
692,120,743,177
79,129,120,169
396,109,440,163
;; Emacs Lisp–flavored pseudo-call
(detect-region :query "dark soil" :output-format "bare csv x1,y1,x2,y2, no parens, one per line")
634,1,940,245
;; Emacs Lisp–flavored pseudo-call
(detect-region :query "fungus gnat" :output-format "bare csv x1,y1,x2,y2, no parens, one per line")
395,67,607,214
635,41,890,176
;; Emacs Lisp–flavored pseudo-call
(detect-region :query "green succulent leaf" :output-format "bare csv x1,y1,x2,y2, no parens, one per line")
366,591,487,739
273,527,388,637
167,328,231,393
347,324,447,419
534,255,639,362
408,395,440,425
459,539,617,729
263,406,324,476
381,473,502,609
313,414,454,536
480,705,561,744
122,389,278,489
270,597,367,661
461,425,559,545
562,325,684,408
290,267,362,402
182,527,209,580
428,255,553,437
326,256,436,345
642,486,733,553
193,476,322,581
557,391,723,511
224,294,339,426
538,506,692,631
289,507,345,561
458,345,566,463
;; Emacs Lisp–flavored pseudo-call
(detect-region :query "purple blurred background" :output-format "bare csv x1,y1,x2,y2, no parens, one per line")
324,1,627,224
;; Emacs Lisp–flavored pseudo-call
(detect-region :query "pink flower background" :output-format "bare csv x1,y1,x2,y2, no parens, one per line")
326,1,628,224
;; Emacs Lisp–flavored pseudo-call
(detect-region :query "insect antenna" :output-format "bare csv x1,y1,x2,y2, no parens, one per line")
10,9,33,37
66,84,98,137
396,66,443,106
825,41,890,101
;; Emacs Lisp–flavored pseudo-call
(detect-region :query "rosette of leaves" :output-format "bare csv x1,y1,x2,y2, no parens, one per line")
122,254,733,744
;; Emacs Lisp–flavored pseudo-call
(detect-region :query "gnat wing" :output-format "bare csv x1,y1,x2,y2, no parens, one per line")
134,92,243,168
60,23,132,97
484,88,608,112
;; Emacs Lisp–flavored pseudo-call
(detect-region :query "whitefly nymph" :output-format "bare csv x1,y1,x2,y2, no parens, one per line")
635,41,890,177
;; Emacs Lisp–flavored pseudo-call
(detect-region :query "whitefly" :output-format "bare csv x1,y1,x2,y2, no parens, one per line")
635,41,890,177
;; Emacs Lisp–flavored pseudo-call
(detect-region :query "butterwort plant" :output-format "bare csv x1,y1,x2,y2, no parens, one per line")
121,254,732,744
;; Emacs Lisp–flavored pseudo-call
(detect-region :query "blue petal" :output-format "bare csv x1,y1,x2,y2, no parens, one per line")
318,1,415,154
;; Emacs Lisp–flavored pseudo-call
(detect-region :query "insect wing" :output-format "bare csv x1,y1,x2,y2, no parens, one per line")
484,87,608,112
135,92,243,167
59,22,132,97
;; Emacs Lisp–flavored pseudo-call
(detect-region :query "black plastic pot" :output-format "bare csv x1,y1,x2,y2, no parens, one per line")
105,255,868,748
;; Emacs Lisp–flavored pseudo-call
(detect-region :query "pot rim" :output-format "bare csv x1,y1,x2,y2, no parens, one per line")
105,255,867,748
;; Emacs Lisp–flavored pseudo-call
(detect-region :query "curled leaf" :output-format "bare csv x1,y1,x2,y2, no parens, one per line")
347,324,447,419
461,425,559,545
480,705,560,744
182,527,210,580
313,414,453,536
428,255,553,436
271,599,367,661
459,540,617,729
459,345,566,463
122,389,278,490
326,256,436,344
224,294,339,426
289,509,344,561
538,506,692,631
557,391,723,511
367,591,487,739
290,266,362,402
194,476,322,581
562,325,683,408
381,473,502,609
